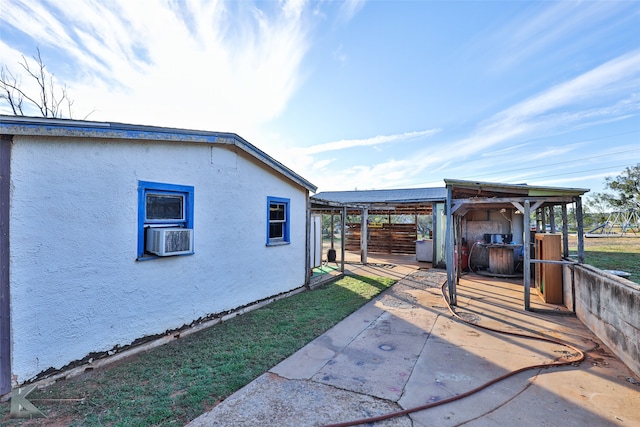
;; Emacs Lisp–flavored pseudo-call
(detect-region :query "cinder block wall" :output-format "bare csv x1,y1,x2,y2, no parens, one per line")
568,263,640,377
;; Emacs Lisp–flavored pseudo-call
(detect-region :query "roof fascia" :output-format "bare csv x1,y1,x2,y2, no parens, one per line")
452,196,578,205
1,116,317,192
310,193,446,205
444,178,589,196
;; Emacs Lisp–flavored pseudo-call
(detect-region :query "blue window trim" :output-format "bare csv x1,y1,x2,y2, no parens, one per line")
266,196,290,246
137,181,194,260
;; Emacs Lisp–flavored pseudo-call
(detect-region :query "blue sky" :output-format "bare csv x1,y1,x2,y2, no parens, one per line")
1,0,639,196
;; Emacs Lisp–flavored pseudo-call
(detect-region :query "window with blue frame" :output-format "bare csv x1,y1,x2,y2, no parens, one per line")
138,181,194,259
267,196,290,245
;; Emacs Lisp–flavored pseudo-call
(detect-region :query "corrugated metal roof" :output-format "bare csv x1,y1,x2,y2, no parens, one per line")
312,187,447,205
0,115,317,192
313,179,588,208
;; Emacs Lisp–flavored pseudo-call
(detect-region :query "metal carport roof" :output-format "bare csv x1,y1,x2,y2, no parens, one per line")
312,187,447,206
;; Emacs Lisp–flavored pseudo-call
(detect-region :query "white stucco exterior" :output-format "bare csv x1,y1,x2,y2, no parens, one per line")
7,132,312,383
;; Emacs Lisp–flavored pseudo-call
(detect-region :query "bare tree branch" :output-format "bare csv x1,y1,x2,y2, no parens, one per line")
1,47,80,119
1,67,22,115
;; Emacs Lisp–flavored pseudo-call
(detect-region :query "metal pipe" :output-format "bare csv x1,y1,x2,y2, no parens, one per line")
529,259,578,265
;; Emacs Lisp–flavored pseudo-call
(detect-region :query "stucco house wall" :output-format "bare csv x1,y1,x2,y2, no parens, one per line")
5,127,313,385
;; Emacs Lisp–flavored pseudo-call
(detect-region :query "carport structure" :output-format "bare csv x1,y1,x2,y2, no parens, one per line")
310,180,590,312
309,188,447,272
443,179,589,310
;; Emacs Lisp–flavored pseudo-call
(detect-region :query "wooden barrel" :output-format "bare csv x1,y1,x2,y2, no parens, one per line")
489,246,514,274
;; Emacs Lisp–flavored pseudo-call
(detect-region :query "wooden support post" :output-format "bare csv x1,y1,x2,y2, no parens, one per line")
523,200,531,311
576,197,585,263
455,215,462,282
562,204,569,258
446,186,456,305
361,208,368,265
305,195,311,287
341,206,346,272
330,213,335,249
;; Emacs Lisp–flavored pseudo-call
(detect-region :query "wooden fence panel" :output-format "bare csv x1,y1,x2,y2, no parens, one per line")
345,223,417,254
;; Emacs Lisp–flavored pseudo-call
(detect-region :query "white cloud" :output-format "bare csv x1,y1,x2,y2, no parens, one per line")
494,50,640,123
444,50,640,159
338,0,367,23
303,129,440,154
312,158,336,170
0,0,319,134
306,50,640,192
485,1,633,71
332,44,348,63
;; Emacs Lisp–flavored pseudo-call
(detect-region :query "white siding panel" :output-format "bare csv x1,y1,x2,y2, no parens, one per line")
10,136,308,382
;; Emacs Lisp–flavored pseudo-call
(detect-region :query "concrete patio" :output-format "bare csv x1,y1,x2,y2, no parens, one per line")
187,255,640,426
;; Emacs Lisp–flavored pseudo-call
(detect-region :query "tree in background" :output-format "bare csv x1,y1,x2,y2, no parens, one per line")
604,164,640,209
588,164,640,213
585,193,611,225
417,215,433,238
0,47,84,119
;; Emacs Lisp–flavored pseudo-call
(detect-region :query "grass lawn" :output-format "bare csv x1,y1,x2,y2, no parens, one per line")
567,235,640,284
0,275,395,426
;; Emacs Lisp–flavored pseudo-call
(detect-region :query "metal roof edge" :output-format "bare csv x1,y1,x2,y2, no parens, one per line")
444,178,589,195
313,187,446,196
0,115,317,192
311,188,447,206
229,133,317,193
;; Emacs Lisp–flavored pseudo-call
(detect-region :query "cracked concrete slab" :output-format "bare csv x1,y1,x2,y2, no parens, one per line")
271,300,387,380
312,309,432,401
186,266,640,427
186,373,412,427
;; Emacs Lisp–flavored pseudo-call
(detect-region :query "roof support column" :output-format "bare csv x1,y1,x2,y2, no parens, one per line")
575,197,585,263
562,204,569,258
361,208,368,265
523,200,531,311
341,206,346,272
304,194,311,288
330,213,335,249
446,185,456,305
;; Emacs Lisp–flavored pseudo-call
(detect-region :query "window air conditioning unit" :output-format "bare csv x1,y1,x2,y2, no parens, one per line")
146,228,194,256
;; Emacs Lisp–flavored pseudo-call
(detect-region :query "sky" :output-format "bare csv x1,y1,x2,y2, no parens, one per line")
1,0,639,198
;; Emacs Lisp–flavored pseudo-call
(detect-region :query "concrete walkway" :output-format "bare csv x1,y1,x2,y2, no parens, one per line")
187,262,640,427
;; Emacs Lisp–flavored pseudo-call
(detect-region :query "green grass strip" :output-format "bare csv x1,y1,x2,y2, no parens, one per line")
0,275,395,426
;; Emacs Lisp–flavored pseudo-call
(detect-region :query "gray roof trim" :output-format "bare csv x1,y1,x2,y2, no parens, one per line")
444,178,589,196
0,115,317,192
312,187,447,206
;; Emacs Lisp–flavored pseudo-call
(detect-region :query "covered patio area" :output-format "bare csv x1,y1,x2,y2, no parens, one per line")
308,187,446,287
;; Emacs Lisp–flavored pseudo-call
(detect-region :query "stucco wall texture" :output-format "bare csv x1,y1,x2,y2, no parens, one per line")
9,136,308,383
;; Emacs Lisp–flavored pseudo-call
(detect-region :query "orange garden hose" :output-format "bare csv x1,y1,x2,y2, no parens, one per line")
321,281,586,427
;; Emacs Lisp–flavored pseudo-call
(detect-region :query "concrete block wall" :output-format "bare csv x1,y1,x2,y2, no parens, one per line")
566,263,640,377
